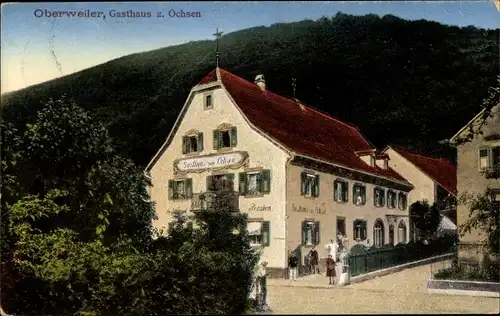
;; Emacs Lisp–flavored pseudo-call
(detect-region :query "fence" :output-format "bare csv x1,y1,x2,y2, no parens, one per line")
348,236,457,277
431,254,500,282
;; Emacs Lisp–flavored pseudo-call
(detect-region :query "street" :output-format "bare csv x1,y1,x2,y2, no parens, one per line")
266,262,500,314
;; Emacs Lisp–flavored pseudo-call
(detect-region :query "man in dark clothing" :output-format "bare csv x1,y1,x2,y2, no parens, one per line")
288,252,299,281
308,246,320,274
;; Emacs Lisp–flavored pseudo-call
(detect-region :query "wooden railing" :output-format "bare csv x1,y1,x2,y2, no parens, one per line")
191,191,239,212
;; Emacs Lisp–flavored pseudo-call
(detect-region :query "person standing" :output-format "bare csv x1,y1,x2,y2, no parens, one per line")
326,254,336,285
308,246,320,274
325,239,339,262
288,253,299,281
256,261,270,311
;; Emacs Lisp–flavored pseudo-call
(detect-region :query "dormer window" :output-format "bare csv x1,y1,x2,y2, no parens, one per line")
182,132,204,154
204,93,213,109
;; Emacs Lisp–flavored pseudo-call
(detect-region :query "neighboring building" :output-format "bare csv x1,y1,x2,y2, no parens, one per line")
449,104,500,264
145,67,414,278
383,146,457,240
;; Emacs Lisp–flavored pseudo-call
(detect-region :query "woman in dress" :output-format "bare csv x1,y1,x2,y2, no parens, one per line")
326,254,336,285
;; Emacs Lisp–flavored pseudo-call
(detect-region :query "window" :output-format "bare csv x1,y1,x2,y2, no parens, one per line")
207,174,234,192
374,187,386,207
398,192,407,210
301,172,320,197
168,179,193,200
182,133,204,154
239,170,271,196
204,94,213,109
353,184,366,205
247,221,270,247
398,221,407,244
387,190,397,209
478,146,500,169
213,127,237,149
353,219,367,241
373,219,385,247
334,179,349,202
302,221,320,246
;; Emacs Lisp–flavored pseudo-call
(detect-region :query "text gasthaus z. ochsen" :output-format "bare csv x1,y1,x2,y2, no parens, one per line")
33,9,202,19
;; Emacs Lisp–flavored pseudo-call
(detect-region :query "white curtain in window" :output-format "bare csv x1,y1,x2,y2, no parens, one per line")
306,222,314,244
398,222,407,243
247,221,262,236
248,174,258,192
336,182,343,201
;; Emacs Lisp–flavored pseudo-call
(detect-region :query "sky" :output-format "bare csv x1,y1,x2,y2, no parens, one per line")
1,1,499,93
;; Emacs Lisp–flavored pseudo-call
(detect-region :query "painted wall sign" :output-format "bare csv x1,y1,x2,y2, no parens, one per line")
174,151,249,174
248,203,272,212
291,203,326,215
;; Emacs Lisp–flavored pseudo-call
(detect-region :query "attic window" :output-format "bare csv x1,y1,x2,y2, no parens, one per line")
204,94,213,109
182,133,204,154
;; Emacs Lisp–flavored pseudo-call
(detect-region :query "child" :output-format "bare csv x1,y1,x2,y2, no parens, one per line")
326,254,336,285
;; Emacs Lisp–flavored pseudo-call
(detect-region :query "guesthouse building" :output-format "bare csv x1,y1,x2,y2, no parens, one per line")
146,67,414,277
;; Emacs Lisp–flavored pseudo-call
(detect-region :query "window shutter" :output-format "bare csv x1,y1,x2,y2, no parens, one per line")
185,179,193,198
492,147,500,166
261,169,271,194
238,172,247,195
262,221,270,247
314,221,320,245
352,185,356,204
230,127,238,147
353,220,357,240
314,175,320,197
300,172,307,195
361,221,367,240
168,180,174,200
182,136,187,154
362,186,366,204
227,173,235,191
198,133,204,151
213,130,219,150
342,182,348,202
382,190,386,206
206,176,214,192
301,221,307,245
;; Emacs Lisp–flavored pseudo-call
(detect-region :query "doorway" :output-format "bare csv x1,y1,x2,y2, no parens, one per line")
389,224,394,245
336,217,346,237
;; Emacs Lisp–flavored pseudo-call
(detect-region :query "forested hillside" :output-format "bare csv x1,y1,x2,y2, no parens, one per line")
2,12,498,166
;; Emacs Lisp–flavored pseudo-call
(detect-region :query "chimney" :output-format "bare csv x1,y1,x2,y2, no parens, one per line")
254,74,266,91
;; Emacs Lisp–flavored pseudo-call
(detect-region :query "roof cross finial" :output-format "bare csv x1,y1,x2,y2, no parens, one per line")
213,28,223,68
292,78,297,99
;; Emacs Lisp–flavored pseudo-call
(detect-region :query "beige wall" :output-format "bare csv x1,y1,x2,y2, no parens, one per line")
456,105,500,262
285,164,410,263
385,147,437,206
149,84,290,269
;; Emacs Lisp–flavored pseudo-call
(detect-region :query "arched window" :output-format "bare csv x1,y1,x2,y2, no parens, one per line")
373,219,384,247
398,221,407,244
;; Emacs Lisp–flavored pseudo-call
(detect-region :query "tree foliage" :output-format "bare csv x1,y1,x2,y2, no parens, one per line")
409,200,442,240
2,13,498,166
1,98,258,315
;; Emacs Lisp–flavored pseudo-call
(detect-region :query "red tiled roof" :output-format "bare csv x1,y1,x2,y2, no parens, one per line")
198,70,218,85
197,68,411,185
390,146,457,195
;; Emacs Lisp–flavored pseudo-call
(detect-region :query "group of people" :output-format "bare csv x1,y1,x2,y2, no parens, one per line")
288,233,347,285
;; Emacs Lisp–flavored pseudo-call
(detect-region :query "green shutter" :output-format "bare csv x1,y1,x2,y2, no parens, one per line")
492,147,500,166
261,169,271,194
301,221,307,245
342,182,348,202
168,180,174,200
314,175,320,197
373,188,378,206
238,172,247,195
230,127,238,147
198,133,204,152
185,179,193,198
182,136,187,154
213,130,219,150
300,172,307,195
353,220,357,240
227,173,235,191
362,186,366,204
382,190,386,206
206,176,213,191
352,185,356,204
314,221,320,245
262,221,270,247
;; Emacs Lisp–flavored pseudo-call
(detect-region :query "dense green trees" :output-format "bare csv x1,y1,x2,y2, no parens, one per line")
2,13,498,166
1,98,258,315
